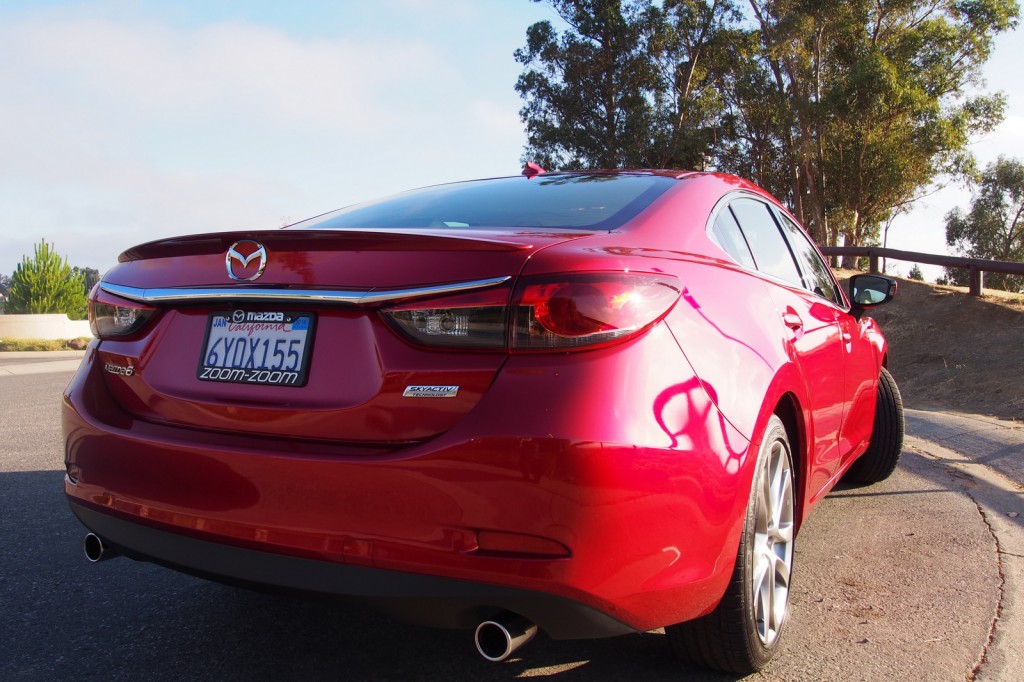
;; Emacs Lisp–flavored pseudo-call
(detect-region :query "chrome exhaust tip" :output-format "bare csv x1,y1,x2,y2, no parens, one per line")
83,533,117,563
474,613,538,662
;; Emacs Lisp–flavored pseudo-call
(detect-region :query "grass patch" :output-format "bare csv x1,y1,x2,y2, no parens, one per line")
0,338,91,352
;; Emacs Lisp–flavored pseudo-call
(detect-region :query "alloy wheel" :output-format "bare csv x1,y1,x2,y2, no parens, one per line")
751,437,794,647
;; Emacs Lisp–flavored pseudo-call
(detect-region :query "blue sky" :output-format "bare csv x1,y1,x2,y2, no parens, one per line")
1,0,1022,280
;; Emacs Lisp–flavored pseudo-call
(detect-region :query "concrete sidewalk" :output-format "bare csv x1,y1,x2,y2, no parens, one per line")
0,350,85,376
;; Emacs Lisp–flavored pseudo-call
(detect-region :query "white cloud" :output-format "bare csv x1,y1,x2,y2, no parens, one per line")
2,18,451,132
0,12,528,275
974,115,1024,162
471,99,523,137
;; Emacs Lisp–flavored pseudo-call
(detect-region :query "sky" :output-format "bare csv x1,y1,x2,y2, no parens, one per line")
1,0,1022,281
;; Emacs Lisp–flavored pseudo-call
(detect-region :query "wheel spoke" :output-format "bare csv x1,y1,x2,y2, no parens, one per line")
757,467,770,534
767,554,780,637
771,462,794,544
773,553,790,591
771,463,789,526
771,553,790,632
753,551,770,596
774,522,794,545
754,551,771,638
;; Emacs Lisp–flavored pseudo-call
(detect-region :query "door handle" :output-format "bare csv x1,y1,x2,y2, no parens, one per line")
782,312,803,331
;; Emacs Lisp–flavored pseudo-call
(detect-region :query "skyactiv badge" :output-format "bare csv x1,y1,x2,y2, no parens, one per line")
403,385,459,398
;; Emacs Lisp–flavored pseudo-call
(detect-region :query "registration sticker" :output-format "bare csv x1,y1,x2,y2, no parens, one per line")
198,311,315,387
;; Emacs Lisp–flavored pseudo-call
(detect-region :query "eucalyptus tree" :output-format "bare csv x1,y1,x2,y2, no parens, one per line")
945,156,1024,291
516,0,1019,251
515,0,657,169
752,0,1015,250
515,0,741,170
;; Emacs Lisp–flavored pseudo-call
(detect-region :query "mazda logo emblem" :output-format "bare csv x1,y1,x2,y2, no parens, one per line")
226,240,267,282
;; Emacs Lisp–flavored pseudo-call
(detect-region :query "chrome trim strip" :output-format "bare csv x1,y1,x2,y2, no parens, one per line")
99,276,511,306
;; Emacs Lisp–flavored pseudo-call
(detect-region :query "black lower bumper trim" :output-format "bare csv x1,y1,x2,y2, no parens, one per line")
69,501,635,640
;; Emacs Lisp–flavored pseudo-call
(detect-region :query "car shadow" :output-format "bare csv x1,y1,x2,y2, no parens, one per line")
0,470,744,682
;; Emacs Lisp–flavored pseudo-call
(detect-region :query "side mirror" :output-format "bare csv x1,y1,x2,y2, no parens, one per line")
849,274,896,319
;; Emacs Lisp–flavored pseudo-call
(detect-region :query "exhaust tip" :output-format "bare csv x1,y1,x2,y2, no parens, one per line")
83,533,116,563
474,613,537,662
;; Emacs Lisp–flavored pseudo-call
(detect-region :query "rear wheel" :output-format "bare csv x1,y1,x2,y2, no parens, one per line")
666,415,795,673
844,367,904,485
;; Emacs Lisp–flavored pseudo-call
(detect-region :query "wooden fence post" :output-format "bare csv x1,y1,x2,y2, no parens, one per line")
969,268,984,297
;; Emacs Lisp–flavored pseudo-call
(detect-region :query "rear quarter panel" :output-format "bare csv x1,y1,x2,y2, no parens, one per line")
526,176,825,527
531,176,803,446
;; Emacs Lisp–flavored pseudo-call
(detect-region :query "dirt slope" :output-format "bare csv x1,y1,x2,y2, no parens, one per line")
838,272,1024,421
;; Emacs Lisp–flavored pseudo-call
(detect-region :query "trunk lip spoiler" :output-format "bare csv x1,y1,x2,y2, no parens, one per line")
99,276,512,307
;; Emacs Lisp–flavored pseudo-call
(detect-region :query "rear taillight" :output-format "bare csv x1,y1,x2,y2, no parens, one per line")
511,273,680,350
380,273,679,352
381,284,511,349
88,286,157,338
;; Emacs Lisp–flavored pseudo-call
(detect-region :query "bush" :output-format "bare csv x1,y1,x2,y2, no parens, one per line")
6,240,88,320
0,337,90,352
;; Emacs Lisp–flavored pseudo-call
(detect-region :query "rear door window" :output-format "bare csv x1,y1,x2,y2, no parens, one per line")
773,211,842,304
710,208,756,269
728,198,802,287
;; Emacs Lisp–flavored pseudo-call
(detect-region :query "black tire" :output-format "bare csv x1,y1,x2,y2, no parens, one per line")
844,367,904,485
666,415,795,674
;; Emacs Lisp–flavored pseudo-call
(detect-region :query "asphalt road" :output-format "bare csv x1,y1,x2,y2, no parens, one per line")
1,358,1021,681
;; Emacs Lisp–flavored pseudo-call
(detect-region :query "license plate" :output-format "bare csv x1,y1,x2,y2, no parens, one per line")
198,311,315,387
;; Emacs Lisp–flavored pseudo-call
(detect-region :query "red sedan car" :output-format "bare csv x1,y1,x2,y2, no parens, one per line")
64,169,902,673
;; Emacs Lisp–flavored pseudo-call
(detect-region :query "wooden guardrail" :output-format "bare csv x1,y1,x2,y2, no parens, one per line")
820,246,1024,297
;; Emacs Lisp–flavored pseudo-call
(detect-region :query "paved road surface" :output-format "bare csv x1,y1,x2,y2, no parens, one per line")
906,408,1024,490
904,409,1024,681
1,356,1021,680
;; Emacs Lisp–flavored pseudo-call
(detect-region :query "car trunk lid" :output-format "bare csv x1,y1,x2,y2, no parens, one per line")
96,228,589,444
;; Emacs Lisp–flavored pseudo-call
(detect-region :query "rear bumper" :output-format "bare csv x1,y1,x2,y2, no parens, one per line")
69,500,633,638
63,328,756,637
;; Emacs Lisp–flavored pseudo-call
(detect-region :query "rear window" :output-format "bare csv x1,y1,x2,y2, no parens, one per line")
292,174,675,231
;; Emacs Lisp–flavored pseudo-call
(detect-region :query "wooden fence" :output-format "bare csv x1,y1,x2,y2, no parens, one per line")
820,246,1024,297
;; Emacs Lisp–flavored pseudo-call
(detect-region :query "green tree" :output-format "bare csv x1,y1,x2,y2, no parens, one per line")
0,273,9,314
516,0,1019,251
6,240,88,319
515,0,657,169
907,264,924,281
72,266,101,297
945,156,1024,291
798,0,1012,252
643,0,745,168
515,0,742,170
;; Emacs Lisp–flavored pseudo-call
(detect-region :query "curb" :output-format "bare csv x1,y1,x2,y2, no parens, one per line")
0,351,87,359
0,350,86,376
